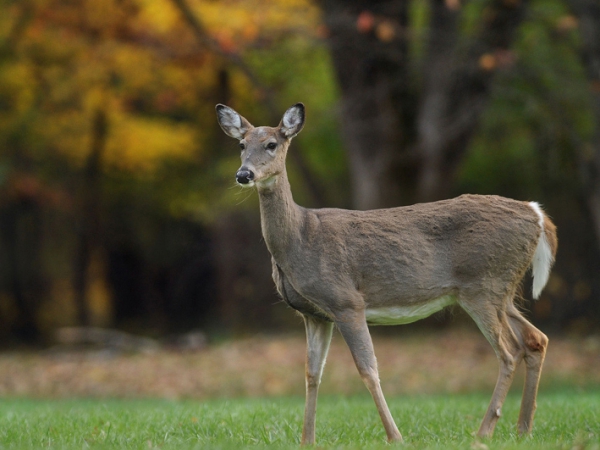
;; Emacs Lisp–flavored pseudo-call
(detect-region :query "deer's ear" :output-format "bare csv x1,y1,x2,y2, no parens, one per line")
216,104,253,140
279,103,305,139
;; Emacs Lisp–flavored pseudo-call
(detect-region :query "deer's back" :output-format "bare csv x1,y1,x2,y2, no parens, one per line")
298,194,541,308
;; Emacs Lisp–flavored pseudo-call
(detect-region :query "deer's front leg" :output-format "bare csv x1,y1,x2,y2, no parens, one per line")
335,313,402,443
301,315,334,446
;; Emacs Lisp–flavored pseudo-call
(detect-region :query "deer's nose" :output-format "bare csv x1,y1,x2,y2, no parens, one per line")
236,168,254,184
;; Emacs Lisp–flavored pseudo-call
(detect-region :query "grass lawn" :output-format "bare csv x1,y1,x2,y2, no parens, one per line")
0,389,597,449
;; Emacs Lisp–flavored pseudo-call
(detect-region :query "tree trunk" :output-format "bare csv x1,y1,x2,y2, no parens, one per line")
320,0,412,209
73,107,107,326
0,200,44,343
319,0,528,208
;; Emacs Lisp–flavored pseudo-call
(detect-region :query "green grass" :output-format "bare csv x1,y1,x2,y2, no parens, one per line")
0,390,597,449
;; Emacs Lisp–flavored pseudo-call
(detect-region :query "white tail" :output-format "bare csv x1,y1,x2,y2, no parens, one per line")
529,202,556,299
217,103,558,444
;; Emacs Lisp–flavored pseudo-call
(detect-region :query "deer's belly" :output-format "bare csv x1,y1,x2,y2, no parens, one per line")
365,295,456,326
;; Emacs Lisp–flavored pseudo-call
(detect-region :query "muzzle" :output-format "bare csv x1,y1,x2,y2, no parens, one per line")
236,168,255,185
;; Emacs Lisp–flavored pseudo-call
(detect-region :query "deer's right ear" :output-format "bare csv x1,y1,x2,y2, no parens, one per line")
215,104,253,140
279,103,305,139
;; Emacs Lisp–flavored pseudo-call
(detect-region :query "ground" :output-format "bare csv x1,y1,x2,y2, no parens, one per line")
0,328,598,399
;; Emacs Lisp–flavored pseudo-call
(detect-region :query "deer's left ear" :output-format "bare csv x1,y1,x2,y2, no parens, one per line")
279,103,305,139
216,104,253,140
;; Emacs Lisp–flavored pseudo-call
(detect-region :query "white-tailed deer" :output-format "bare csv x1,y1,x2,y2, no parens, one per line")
216,102,557,444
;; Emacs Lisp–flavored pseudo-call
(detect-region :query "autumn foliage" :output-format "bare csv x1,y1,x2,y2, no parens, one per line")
0,0,599,343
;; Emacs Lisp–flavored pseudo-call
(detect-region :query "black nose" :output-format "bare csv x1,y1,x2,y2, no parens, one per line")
236,169,254,184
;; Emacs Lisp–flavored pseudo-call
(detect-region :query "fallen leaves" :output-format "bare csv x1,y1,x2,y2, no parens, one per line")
0,329,597,399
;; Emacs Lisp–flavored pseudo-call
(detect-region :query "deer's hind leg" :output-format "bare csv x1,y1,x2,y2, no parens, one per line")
459,293,526,438
507,304,548,435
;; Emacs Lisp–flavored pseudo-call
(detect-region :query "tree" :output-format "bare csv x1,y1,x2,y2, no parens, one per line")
568,0,600,247
319,0,528,208
0,0,337,339
318,0,600,329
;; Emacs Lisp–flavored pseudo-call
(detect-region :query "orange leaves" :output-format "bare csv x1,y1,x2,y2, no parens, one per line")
479,53,496,71
82,0,124,36
375,21,395,42
556,15,578,33
478,50,517,72
215,31,238,54
444,0,461,10
356,10,396,43
241,23,259,42
356,11,375,34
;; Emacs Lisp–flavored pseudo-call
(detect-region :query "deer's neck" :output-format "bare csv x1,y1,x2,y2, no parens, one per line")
257,170,304,262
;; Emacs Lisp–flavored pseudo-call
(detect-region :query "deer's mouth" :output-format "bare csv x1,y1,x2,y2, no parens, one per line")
237,180,255,188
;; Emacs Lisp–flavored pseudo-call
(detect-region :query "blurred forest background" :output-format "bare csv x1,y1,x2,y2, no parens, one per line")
0,0,599,346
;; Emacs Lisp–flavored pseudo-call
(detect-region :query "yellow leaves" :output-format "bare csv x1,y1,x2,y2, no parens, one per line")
197,0,321,47
131,0,321,51
38,103,200,172
112,46,157,91
83,87,109,116
104,113,199,172
1,0,323,177
0,62,36,119
136,0,181,35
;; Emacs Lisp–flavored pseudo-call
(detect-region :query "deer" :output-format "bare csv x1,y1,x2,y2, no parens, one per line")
216,102,557,445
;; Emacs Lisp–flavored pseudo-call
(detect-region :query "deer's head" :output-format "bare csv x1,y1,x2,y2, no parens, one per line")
216,103,305,189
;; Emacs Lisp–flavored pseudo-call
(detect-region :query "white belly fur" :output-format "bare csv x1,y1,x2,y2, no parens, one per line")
365,295,456,326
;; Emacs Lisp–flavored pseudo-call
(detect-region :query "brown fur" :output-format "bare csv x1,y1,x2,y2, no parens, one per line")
525,329,548,353
543,214,558,258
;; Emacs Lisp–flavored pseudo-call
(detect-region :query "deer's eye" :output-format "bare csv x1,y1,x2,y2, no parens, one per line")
266,142,277,151
239,143,245,150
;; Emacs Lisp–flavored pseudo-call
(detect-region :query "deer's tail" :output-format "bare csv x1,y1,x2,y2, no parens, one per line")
528,202,558,299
